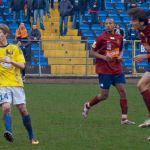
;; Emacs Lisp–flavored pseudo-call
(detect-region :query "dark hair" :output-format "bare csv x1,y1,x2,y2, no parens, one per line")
0,23,9,35
127,8,150,25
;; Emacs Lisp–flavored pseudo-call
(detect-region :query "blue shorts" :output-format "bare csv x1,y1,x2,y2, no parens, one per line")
98,73,126,89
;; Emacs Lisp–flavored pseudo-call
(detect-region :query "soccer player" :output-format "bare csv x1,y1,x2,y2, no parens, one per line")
82,17,135,125
128,8,150,135
0,24,39,144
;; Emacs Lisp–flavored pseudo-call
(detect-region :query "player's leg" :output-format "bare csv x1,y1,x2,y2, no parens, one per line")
115,83,135,125
16,104,39,144
82,74,111,118
12,87,39,144
0,87,13,142
113,73,135,125
137,72,150,128
1,102,13,142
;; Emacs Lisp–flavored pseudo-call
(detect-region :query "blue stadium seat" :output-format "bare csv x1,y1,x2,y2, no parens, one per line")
98,11,107,17
31,43,41,51
95,31,103,37
122,17,131,23
136,61,148,73
115,3,125,10
105,3,114,10
79,24,90,30
37,58,48,66
6,15,13,23
91,24,102,31
112,0,121,3
108,13,118,17
31,58,48,66
123,59,132,66
87,37,95,44
25,24,31,30
123,59,133,74
0,16,4,23
82,31,94,37
7,39,13,44
33,52,44,58
99,16,106,22
9,23,18,30
120,12,128,17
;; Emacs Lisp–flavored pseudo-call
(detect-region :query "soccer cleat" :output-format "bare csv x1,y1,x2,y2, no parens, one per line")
31,139,39,145
138,119,150,128
147,136,150,141
4,131,14,142
82,102,90,118
121,119,135,125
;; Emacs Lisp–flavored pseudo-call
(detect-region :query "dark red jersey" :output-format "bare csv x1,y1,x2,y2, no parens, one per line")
92,31,123,74
139,23,150,61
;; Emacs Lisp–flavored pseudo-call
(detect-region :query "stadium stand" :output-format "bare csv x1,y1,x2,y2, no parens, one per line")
2,0,149,76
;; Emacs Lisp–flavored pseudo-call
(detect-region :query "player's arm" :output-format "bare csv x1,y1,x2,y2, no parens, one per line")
90,49,112,61
134,54,147,62
90,37,112,62
0,56,25,69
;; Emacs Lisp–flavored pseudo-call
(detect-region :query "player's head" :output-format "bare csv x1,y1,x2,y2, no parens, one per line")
0,24,9,42
105,17,116,32
127,8,149,30
0,23,9,36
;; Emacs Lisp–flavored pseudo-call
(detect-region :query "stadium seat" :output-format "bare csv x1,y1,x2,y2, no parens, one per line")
33,51,44,58
98,11,107,17
0,16,4,23
79,24,90,30
95,31,103,37
31,43,41,51
105,3,114,10
115,3,125,10
112,0,121,3
9,23,18,30
119,12,128,17
136,61,148,73
82,31,94,37
123,59,133,74
6,15,13,23
91,24,102,31
122,17,131,23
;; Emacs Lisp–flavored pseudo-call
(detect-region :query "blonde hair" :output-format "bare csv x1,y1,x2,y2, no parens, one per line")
0,24,10,35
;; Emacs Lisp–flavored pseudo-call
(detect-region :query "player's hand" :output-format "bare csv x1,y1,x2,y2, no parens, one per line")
134,54,147,62
0,56,12,63
103,56,113,62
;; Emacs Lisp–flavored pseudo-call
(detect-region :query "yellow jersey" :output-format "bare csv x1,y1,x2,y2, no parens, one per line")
0,44,25,87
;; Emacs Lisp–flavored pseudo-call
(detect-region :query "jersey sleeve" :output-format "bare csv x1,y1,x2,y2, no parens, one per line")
92,35,103,52
14,45,25,63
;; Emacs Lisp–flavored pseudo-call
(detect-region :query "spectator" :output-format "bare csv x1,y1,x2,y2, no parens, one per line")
32,0,46,30
15,22,31,80
126,24,139,40
72,0,83,29
89,0,99,24
29,24,41,42
9,0,26,23
26,0,33,25
51,0,54,9
115,24,125,38
45,0,50,18
58,0,73,36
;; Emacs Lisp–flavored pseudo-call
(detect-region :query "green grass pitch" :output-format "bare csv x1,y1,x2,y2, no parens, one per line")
0,83,150,150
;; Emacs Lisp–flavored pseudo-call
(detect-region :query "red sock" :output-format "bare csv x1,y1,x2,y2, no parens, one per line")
89,96,104,107
120,99,128,114
141,90,150,113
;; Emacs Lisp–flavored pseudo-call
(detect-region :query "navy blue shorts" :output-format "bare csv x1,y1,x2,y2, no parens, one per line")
98,73,126,89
